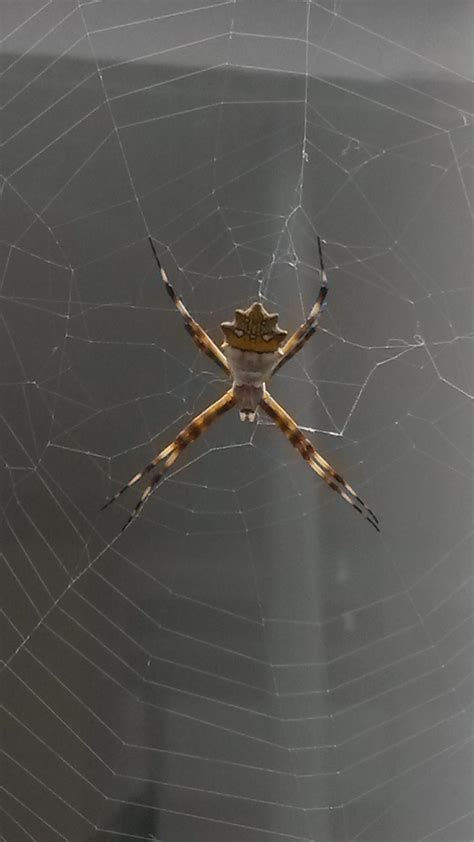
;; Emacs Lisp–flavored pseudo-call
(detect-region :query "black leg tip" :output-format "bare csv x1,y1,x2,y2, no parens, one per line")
148,236,160,262
317,236,325,271
120,515,134,534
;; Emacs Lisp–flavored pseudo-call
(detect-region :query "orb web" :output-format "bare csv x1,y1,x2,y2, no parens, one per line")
1,1,473,840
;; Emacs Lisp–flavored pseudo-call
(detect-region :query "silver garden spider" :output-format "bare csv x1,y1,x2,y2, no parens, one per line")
102,236,379,533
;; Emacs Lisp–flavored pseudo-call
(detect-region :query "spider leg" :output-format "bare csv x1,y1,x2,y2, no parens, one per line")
119,448,179,534
100,441,175,512
272,236,328,375
260,391,380,531
148,237,229,373
102,388,236,531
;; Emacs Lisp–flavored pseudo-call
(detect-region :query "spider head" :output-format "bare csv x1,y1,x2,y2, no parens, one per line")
239,408,256,422
221,302,287,353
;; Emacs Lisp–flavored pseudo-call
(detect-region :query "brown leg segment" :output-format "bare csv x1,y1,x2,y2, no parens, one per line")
260,391,380,531
148,237,229,373
102,389,236,531
272,236,328,375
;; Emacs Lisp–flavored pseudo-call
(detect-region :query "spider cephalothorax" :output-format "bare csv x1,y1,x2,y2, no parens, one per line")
220,302,287,352
102,236,380,534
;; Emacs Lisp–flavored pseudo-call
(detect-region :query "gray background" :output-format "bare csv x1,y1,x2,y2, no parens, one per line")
1,1,473,840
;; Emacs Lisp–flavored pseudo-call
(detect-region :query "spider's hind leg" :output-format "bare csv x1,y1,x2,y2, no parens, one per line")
148,237,229,373
272,236,328,375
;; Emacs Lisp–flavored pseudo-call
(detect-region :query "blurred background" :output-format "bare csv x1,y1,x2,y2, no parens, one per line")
1,1,473,840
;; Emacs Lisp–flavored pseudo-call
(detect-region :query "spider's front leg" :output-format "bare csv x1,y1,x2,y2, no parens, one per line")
102,388,236,532
260,390,380,531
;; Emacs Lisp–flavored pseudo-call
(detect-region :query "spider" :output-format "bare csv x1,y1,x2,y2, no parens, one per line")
102,236,380,534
